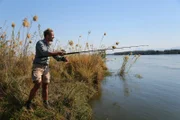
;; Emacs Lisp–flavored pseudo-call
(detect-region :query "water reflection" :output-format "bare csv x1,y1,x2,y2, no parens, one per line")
123,79,130,97
92,55,180,120
116,74,131,97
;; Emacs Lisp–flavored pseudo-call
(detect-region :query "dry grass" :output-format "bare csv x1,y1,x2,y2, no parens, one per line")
119,54,141,78
0,16,108,120
0,54,107,120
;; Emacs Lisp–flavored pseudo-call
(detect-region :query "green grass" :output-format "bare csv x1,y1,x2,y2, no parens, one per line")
0,53,108,120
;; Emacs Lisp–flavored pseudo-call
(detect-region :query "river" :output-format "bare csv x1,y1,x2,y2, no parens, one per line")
90,55,180,120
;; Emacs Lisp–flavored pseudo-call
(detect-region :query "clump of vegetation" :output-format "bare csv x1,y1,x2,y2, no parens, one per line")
135,74,143,79
120,55,129,77
0,15,108,120
120,54,141,78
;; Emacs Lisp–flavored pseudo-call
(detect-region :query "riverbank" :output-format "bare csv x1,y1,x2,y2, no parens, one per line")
0,54,108,120
0,15,111,119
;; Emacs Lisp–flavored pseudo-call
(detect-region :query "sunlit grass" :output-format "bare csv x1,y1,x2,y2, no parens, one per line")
0,15,109,120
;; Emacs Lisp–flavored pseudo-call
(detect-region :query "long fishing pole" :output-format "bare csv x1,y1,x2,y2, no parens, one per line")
64,45,149,55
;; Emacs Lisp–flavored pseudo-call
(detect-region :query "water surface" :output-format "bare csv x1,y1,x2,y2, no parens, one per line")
91,55,180,120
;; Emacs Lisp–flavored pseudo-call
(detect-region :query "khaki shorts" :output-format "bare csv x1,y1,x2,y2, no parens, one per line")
32,64,50,83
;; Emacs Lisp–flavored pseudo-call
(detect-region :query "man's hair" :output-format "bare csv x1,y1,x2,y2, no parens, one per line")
44,28,53,38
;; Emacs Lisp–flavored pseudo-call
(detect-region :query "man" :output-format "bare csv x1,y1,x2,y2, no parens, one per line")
26,28,67,110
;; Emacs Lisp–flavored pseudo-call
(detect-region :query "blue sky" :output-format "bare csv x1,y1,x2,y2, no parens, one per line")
0,0,180,51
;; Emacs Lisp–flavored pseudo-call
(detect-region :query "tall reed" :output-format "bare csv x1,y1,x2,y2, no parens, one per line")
0,15,109,120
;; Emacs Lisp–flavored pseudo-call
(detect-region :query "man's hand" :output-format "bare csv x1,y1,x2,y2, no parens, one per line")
64,57,69,62
64,58,70,65
58,49,67,56
58,51,66,56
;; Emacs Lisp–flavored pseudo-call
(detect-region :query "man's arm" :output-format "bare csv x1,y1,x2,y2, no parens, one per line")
48,51,64,56
37,41,64,57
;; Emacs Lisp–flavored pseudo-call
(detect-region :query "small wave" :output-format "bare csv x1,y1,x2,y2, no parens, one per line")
161,65,180,70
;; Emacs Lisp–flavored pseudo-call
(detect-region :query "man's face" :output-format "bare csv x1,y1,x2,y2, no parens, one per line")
47,32,54,42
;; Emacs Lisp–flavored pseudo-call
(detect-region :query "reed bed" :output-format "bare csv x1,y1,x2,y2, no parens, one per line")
0,16,109,120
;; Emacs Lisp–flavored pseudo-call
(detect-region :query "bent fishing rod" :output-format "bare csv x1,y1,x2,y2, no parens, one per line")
64,45,149,55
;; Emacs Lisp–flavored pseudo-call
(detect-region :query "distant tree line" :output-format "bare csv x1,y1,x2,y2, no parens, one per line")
114,49,180,55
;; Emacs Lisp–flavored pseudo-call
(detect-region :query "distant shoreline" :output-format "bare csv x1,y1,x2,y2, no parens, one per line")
112,49,180,55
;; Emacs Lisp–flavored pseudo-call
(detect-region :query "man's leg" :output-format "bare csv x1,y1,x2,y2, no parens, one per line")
42,83,48,102
26,64,43,110
28,82,41,102
42,66,51,109
42,83,52,109
26,82,41,110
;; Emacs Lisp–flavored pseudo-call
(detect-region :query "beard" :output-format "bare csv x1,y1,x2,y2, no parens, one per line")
49,41,52,45
49,39,53,42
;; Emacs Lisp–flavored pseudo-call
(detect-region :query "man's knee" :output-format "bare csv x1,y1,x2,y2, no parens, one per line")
43,68,50,83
